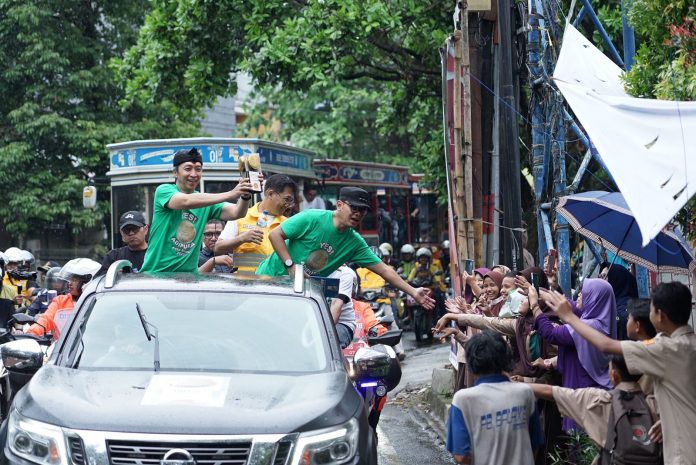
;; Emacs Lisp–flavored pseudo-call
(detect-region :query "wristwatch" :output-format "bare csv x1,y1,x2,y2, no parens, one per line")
283,258,294,268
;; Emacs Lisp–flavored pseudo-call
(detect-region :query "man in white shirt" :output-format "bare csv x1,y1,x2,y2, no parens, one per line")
300,184,326,210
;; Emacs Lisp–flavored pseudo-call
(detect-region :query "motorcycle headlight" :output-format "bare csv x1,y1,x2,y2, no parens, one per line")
291,418,359,465
7,411,69,465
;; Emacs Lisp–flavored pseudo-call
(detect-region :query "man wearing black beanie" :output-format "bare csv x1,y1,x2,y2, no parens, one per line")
141,148,254,273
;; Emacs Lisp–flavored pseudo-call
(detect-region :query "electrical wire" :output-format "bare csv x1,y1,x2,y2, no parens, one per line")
465,68,616,192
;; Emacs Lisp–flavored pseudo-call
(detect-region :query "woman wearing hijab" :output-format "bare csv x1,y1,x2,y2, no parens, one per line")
438,267,557,379
476,270,505,317
534,278,617,431
604,264,638,340
463,267,489,303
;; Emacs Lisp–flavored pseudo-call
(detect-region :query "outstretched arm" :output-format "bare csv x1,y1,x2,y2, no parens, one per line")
541,289,622,355
527,383,554,401
367,261,435,310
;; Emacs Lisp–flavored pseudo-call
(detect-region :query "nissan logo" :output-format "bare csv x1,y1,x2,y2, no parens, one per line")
161,449,196,465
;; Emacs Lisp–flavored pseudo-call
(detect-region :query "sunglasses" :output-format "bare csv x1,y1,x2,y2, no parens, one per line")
345,203,369,214
275,193,296,204
121,226,142,235
203,231,221,238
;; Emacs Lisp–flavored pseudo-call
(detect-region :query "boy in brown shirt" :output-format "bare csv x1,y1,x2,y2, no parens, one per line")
542,282,696,465
527,355,658,464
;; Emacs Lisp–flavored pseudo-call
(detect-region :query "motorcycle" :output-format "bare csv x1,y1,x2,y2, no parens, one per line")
343,323,402,433
0,313,53,419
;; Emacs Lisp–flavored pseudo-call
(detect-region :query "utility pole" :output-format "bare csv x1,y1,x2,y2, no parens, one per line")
497,0,523,270
453,1,475,262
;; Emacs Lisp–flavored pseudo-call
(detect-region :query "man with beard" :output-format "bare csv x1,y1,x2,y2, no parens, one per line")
256,186,435,310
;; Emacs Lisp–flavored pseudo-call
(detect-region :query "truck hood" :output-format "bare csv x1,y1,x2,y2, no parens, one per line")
15,365,361,434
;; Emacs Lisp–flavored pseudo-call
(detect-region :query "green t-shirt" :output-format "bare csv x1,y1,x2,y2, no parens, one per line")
255,210,380,277
140,184,224,273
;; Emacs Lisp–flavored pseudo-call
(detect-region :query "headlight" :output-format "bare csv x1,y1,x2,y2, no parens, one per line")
291,418,359,465
7,411,69,465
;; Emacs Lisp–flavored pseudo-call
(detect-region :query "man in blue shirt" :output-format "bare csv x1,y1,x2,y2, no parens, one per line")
447,331,543,465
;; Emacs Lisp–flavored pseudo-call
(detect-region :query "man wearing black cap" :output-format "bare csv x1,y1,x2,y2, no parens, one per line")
140,148,254,273
256,186,436,310
95,211,150,276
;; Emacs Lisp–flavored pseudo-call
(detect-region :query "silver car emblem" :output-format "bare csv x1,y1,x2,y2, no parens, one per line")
161,449,196,465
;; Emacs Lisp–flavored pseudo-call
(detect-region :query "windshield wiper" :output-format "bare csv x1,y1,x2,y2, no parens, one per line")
136,303,160,372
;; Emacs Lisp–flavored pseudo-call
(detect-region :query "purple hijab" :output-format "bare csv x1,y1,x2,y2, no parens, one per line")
464,267,490,303
568,278,617,388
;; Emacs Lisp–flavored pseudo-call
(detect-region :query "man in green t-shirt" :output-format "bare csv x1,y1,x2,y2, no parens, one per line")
141,148,254,273
256,186,436,310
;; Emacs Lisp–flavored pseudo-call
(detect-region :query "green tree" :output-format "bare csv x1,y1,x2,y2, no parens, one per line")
0,0,198,241
624,1,695,100
117,0,452,197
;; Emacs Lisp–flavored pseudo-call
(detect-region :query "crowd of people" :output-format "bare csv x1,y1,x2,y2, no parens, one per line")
2,147,694,465
435,258,694,465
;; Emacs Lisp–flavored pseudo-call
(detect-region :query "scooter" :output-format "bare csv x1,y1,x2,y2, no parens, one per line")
343,325,402,433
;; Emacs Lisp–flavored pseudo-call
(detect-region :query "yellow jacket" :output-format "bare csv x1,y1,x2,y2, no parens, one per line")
356,267,386,291
232,204,286,276
407,263,446,292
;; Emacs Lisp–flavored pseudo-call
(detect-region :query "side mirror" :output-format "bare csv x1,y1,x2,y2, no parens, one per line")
367,329,402,348
2,339,43,373
353,346,392,380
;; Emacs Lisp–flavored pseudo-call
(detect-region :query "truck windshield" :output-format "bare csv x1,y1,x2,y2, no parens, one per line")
74,292,329,373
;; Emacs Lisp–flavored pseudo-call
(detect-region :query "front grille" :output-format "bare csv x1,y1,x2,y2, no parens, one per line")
106,441,252,465
272,441,292,465
68,437,86,465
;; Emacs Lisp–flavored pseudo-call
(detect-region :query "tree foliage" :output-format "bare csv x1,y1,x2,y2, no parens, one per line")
0,0,198,241
117,0,453,196
624,1,695,100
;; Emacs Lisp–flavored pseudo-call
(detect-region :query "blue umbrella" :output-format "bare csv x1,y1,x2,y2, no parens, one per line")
557,191,695,274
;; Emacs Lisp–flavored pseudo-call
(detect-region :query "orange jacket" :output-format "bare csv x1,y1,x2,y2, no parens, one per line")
26,294,74,340
352,299,387,337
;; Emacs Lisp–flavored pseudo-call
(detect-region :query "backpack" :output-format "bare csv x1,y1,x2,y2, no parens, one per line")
600,389,662,465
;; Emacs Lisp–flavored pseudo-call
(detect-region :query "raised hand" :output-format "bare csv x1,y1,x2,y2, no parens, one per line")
433,314,453,332
414,287,436,310
539,289,573,320
433,326,460,342
445,299,462,314
229,179,253,201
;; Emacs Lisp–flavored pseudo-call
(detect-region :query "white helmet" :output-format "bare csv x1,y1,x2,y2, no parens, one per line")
4,247,23,263
57,258,101,283
19,250,35,266
0,251,7,274
416,247,432,259
378,242,393,256
441,240,450,249
400,244,415,254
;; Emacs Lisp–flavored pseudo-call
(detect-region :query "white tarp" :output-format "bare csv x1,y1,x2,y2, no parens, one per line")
553,25,696,245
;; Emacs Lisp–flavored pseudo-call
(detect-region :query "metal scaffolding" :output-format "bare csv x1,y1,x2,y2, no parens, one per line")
527,0,635,294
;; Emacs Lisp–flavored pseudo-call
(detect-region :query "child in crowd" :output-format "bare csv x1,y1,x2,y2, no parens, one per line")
447,331,544,465
542,281,696,465
526,355,660,465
